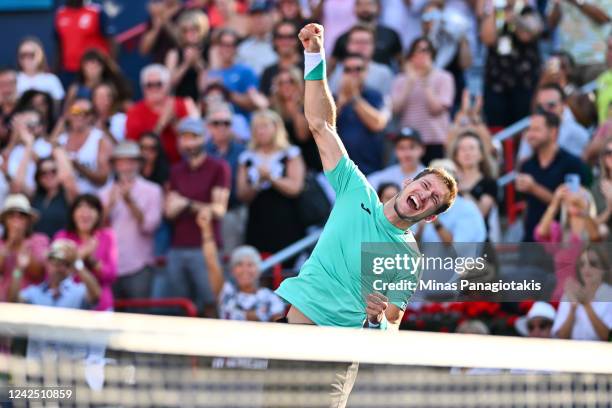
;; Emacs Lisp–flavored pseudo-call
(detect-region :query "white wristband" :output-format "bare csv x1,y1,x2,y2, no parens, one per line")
304,51,326,81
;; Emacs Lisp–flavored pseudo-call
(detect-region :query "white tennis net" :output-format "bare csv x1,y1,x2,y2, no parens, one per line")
1,303,611,407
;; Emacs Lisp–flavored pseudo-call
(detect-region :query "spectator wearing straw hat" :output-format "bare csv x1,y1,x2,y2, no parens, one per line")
514,302,556,338
100,142,163,301
0,194,49,302
163,118,231,314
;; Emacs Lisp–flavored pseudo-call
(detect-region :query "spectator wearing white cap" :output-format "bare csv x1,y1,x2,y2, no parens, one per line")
100,142,163,301
515,302,556,338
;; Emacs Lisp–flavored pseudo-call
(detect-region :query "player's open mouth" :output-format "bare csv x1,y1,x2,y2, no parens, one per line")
407,195,420,211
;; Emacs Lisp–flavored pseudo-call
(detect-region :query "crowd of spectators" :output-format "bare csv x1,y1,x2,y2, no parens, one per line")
0,0,611,344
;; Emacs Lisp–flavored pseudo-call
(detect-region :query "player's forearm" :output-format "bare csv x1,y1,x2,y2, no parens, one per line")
304,67,336,132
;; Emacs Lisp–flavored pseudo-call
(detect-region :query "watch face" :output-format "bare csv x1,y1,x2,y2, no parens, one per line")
74,260,84,270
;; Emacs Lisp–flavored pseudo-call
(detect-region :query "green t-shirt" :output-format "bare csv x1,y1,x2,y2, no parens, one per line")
275,156,421,328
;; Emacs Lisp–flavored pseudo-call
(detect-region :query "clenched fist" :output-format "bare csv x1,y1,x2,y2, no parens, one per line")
299,23,324,53
366,292,389,325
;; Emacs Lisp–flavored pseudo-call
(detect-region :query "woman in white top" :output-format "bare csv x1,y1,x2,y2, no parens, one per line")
552,245,612,341
57,98,112,194
92,82,127,144
15,37,64,106
236,109,305,256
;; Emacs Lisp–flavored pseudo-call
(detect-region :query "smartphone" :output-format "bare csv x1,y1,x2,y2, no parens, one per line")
547,57,561,74
565,174,580,193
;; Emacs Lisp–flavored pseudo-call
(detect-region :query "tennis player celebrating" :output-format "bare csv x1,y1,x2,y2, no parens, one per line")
272,24,457,406
276,23,457,330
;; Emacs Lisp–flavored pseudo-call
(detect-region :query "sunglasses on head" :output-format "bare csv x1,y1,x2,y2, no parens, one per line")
527,320,552,331
344,66,364,73
69,105,91,116
210,120,231,127
144,81,163,89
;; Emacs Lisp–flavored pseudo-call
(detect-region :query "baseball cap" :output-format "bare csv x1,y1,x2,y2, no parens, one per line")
394,127,423,145
177,118,205,136
249,0,274,13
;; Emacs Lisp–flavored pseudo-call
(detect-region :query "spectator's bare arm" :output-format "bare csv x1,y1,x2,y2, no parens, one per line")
480,10,497,46
76,262,102,305
569,0,610,24
72,136,112,186
10,118,35,196
353,96,390,133
236,164,258,203
53,146,79,202
197,207,224,299
268,155,306,197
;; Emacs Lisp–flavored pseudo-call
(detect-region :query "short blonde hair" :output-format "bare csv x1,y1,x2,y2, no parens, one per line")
178,9,209,43
249,109,290,151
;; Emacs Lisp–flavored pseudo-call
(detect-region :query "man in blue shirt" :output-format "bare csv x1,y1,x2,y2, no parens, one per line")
208,28,267,117
516,110,590,241
335,52,390,175
8,239,101,360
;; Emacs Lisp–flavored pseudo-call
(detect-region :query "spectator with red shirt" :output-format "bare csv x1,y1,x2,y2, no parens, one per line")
125,64,199,164
54,0,113,85
163,118,230,314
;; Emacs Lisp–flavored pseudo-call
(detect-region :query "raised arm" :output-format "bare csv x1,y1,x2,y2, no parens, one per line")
299,24,347,171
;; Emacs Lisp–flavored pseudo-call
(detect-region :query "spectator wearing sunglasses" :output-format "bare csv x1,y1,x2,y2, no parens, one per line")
125,64,199,164
335,53,390,175
6,108,53,195
328,24,394,98
514,302,556,338
31,154,78,238
205,103,246,258
165,9,210,102
391,37,454,165
518,83,590,160
207,29,267,118
15,37,64,107
235,0,278,77
259,20,303,97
